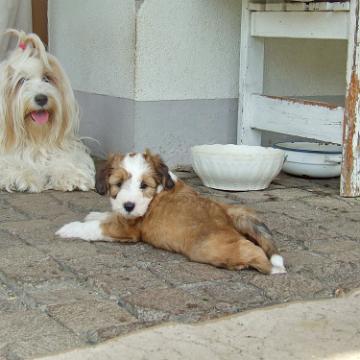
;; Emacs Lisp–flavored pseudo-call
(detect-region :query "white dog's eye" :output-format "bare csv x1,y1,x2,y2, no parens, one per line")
117,182,122,188
17,77,27,86
42,75,50,83
140,181,148,190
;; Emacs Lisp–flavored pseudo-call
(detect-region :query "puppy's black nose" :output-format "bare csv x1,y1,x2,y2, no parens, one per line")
34,94,48,107
123,202,135,213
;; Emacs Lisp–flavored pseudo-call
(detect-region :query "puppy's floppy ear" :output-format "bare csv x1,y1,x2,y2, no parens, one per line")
157,161,175,190
144,149,175,190
95,154,116,195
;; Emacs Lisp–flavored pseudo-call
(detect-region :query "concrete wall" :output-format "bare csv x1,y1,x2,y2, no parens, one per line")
48,0,347,165
48,0,137,160
132,0,241,164
48,0,135,99
135,0,241,100
0,0,32,60
49,0,241,165
264,38,347,97
133,99,238,165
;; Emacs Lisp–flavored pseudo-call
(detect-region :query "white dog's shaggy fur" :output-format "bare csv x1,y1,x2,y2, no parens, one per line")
0,30,95,192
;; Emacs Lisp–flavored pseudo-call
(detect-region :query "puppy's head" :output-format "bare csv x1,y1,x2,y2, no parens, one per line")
96,150,175,219
0,30,78,150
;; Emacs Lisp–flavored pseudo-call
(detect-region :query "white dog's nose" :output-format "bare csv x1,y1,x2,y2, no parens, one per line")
35,94,48,106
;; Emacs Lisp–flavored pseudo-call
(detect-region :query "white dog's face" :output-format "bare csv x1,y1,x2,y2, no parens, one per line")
0,31,78,150
11,56,59,127
96,151,176,219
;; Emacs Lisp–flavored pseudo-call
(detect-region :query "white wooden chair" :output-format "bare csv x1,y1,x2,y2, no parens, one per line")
238,0,360,197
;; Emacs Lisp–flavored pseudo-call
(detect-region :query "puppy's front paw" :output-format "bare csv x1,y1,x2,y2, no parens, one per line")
56,220,109,242
56,221,83,239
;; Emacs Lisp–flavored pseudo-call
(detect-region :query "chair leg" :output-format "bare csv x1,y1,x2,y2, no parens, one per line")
237,0,264,145
341,0,360,197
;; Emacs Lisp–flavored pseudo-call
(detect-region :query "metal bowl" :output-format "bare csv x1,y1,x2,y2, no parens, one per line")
273,142,342,178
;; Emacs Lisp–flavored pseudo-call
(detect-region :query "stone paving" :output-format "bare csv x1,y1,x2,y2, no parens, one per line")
40,290,360,360
0,169,359,359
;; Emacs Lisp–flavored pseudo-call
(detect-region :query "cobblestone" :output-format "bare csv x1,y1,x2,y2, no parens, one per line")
47,300,137,343
0,170,359,359
0,311,82,359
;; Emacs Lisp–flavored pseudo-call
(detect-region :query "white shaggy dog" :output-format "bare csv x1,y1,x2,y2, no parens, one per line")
0,30,95,192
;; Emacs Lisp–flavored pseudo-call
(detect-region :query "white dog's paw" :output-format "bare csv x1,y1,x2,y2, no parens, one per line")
270,254,287,275
84,212,110,222
4,172,48,192
50,168,95,192
52,178,94,192
70,175,95,191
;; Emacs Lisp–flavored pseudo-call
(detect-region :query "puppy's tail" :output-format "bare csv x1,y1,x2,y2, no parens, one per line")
5,29,49,67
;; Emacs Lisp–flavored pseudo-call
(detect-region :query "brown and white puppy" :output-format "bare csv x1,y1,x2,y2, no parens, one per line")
56,150,286,274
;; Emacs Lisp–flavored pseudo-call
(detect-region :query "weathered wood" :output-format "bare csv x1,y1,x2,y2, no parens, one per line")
285,2,310,11
239,1,358,196
254,1,350,12
251,12,348,39
341,0,360,197
309,1,350,11
251,95,344,144
248,2,266,11
238,0,264,145
32,0,48,46
265,1,286,11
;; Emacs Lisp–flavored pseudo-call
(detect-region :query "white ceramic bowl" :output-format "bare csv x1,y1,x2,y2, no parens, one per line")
191,144,285,191
273,142,342,178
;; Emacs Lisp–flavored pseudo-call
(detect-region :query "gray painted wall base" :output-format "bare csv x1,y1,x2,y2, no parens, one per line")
75,91,135,158
76,91,238,165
